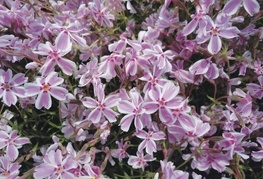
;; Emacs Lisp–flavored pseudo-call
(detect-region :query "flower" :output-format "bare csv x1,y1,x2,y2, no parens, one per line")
0,130,30,161
88,0,115,27
0,155,21,179
111,139,129,162
223,0,260,16
81,84,120,124
33,35,76,76
117,88,151,132
0,69,27,106
197,13,240,54
127,151,155,171
189,57,219,79
33,149,78,179
25,72,68,109
247,75,263,99
136,129,165,155
143,81,183,125
252,137,263,162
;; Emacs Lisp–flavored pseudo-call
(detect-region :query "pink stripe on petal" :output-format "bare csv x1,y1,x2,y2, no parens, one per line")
189,59,209,75
25,83,41,96
55,31,71,54
183,18,198,36
12,87,26,98
219,27,240,39
120,114,134,132
49,87,68,100
88,109,102,124
57,58,76,75
118,101,134,114
14,137,30,146
7,144,19,160
243,0,260,16
162,82,179,101
207,35,222,54
3,69,12,83
82,97,98,108
54,150,62,165
11,73,27,85
39,59,56,76
223,0,242,15
3,90,17,106
104,95,119,107
70,33,87,47
35,91,52,109
103,108,118,123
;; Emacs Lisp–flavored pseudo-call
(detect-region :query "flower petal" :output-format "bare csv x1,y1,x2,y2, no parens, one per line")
243,0,260,16
35,91,52,109
207,35,222,54
49,87,68,100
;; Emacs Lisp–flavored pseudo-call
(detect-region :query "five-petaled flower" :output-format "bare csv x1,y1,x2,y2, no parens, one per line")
0,69,27,107
25,72,68,109
81,84,120,124
0,130,30,161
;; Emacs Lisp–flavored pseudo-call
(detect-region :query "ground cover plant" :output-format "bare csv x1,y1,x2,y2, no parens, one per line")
0,0,263,178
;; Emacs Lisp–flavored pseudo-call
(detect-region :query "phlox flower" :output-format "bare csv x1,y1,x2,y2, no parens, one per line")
247,75,263,99
117,88,151,132
0,69,27,107
89,0,115,27
33,34,76,76
98,53,124,80
252,137,263,162
111,139,130,162
0,156,21,179
33,149,78,179
139,66,168,93
160,160,189,179
189,57,219,79
143,81,183,125
143,43,175,72
223,0,260,16
25,72,68,109
136,129,165,155
0,130,30,161
127,151,155,171
185,141,229,172
197,13,240,54
81,84,120,124
124,48,150,77
52,21,87,47
233,88,252,117
178,115,211,139
182,2,211,36
219,132,249,160
0,110,13,133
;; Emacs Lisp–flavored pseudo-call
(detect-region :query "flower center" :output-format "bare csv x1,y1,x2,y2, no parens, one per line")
42,84,51,92
4,170,9,176
3,83,10,90
56,165,63,174
211,27,219,36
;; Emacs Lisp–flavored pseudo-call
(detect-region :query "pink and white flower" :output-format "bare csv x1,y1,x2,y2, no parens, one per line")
25,72,68,109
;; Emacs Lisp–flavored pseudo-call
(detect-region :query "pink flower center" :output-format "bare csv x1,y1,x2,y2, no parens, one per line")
150,77,158,85
3,83,10,90
56,165,64,174
4,170,9,176
97,102,106,109
210,27,220,36
42,84,51,92
158,98,166,107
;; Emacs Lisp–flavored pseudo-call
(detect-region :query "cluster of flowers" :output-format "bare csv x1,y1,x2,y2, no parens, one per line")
0,0,263,178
